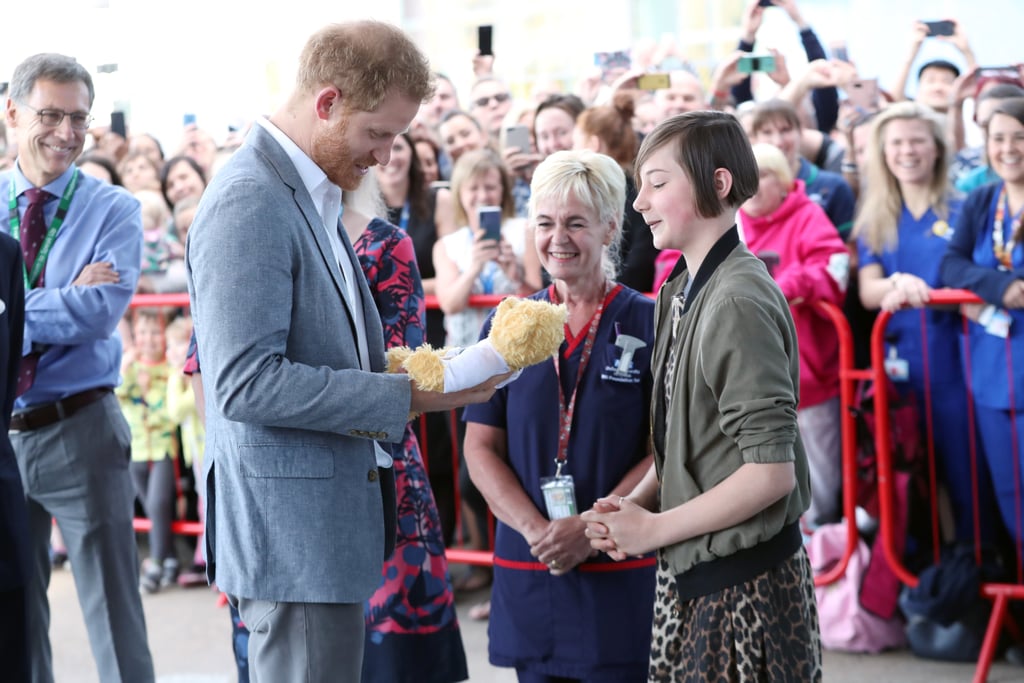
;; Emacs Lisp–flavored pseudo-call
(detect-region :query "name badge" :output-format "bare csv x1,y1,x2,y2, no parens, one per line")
979,305,1012,339
540,475,577,520
884,347,909,382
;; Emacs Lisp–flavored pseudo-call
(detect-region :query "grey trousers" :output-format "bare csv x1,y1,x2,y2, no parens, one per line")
129,456,176,562
12,393,155,683
798,396,843,527
232,596,364,683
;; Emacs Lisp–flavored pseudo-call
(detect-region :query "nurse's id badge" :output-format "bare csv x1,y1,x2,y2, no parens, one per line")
541,475,578,520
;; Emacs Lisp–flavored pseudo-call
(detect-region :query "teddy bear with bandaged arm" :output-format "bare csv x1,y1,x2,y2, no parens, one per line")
387,297,567,402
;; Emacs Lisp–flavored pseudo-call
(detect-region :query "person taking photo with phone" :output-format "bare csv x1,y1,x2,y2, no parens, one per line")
731,0,840,134
434,148,541,347
891,18,977,115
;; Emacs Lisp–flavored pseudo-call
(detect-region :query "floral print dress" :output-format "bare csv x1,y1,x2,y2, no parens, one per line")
355,217,468,683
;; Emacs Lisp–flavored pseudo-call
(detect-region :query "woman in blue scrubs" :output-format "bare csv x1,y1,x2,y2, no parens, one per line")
942,97,1024,552
463,150,655,682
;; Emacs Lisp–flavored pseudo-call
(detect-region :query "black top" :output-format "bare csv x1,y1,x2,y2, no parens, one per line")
388,189,446,347
619,174,660,294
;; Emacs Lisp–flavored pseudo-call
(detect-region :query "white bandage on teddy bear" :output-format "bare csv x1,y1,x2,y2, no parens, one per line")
441,339,522,393
386,297,567,408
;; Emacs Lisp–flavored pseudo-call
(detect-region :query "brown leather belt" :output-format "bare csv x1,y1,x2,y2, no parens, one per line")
10,388,113,432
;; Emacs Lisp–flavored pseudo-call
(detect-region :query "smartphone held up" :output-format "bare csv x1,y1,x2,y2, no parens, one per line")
478,206,503,242
737,55,777,74
637,73,671,90
923,19,955,37
110,111,127,138
845,78,879,111
504,125,531,153
477,25,493,57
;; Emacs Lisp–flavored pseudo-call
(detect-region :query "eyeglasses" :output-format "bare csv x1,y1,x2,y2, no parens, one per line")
472,92,511,109
18,102,93,130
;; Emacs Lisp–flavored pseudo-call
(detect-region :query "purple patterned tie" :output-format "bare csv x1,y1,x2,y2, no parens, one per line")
15,187,52,397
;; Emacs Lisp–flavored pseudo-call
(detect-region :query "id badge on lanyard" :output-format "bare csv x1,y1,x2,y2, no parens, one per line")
541,464,578,520
540,282,614,521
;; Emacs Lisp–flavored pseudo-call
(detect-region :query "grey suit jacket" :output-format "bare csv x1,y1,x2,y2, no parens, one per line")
185,123,411,603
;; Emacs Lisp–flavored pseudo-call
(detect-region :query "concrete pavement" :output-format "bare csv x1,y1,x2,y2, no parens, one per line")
46,562,1024,682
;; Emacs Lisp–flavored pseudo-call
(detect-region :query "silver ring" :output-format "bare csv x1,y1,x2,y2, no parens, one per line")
549,560,559,569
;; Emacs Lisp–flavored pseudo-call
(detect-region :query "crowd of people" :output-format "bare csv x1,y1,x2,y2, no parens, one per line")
3,1,1024,681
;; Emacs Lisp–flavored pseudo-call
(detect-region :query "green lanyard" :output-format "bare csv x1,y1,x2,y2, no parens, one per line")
8,168,80,290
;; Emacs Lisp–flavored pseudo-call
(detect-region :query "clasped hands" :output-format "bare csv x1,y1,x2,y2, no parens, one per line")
581,496,656,561
527,516,596,576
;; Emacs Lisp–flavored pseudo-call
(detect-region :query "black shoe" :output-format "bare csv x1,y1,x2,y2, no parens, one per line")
50,550,68,569
161,558,180,588
140,559,162,594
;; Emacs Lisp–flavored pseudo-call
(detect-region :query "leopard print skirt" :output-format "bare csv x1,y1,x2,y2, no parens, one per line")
649,546,822,683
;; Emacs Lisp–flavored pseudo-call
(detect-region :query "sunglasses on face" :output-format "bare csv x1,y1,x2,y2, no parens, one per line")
473,92,511,108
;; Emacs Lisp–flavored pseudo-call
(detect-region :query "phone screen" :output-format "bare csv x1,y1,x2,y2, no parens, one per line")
924,20,955,36
477,25,493,56
478,206,502,242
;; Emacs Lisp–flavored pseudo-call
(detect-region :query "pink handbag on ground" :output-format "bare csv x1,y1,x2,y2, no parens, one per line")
807,523,907,653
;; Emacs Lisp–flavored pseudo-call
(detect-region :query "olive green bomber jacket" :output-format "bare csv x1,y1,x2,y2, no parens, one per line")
650,231,811,591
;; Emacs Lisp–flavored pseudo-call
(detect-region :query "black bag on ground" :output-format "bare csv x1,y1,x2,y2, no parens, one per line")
898,546,999,662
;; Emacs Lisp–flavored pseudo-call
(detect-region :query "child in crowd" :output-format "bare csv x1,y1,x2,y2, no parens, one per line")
136,190,173,278
154,195,200,294
172,195,200,249
164,315,206,586
117,308,179,593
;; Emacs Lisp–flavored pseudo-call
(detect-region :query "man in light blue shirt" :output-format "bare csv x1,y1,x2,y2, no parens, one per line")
3,53,153,683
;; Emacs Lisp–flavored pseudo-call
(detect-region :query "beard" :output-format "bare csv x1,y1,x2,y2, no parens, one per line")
310,115,372,192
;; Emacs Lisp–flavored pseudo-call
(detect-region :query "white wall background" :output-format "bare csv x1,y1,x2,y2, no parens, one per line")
1,0,1020,155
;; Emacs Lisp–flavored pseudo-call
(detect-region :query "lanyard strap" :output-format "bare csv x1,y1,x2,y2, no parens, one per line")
550,282,619,474
479,261,496,294
8,168,80,289
993,184,1021,270
398,200,410,233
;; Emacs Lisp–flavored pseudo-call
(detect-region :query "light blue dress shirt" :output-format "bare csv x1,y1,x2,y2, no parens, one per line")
3,163,142,409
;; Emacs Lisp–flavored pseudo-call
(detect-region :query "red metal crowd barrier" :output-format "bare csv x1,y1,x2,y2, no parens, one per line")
126,292,507,571
126,292,864,584
810,299,871,587
869,288,1024,683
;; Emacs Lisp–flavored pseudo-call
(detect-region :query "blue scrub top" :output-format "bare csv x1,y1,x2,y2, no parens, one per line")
963,188,1024,410
858,200,964,390
464,285,656,680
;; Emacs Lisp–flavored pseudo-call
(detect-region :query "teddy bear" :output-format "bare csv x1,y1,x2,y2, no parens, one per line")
387,297,567,395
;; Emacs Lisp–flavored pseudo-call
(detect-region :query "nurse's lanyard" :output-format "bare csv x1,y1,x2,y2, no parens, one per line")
8,169,80,290
398,201,410,232
993,185,1022,270
541,281,618,519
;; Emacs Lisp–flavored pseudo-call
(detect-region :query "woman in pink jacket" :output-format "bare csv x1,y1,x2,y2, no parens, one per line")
740,142,850,527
